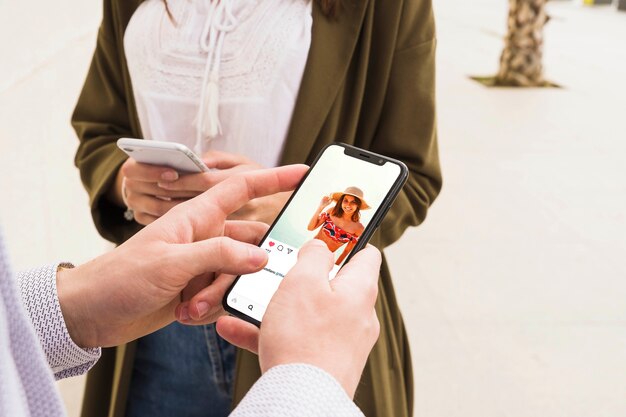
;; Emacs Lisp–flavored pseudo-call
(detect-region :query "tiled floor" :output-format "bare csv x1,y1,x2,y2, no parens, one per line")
1,1,624,416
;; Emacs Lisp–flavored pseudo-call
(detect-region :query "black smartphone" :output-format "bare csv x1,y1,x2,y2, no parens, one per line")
223,143,408,326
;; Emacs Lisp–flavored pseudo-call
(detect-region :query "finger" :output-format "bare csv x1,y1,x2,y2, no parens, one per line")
331,245,381,306
216,316,260,354
175,300,226,326
126,193,181,217
180,273,213,302
158,172,213,192
126,178,201,199
281,239,334,291
224,221,269,245
133,211,159,226
183,273,237,321
208,165,308,216
201,150,255,169
158,165,257,192
170,236,268,279
370,308,381,342
122,158,179,182
176,164,308,241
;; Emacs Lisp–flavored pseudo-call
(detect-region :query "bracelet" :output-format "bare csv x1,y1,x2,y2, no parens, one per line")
121,177,135,222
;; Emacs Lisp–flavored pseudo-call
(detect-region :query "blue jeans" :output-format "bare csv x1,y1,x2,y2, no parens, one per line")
126,322,236,417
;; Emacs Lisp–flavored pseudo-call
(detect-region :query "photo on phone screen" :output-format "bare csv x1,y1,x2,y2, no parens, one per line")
224,143,407,324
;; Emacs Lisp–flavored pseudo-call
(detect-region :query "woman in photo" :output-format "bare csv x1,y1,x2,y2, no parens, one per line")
308,187,370,265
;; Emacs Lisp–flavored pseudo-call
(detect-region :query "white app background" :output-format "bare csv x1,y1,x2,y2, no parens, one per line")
227,238,299,321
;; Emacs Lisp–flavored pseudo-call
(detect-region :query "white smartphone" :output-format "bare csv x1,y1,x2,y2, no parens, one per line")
223,143,409,326
116,138,209,173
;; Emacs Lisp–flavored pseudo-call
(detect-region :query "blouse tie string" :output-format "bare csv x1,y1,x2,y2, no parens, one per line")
195,0,238,152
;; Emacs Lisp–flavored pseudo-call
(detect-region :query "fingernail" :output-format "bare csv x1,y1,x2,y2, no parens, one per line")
179,306,190,321
196,301,210,318
157,182,171,189
161,171,178,181
250,247,268,267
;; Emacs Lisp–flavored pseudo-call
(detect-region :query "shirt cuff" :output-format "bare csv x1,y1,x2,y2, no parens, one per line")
17,263,101,380
232,363,364,417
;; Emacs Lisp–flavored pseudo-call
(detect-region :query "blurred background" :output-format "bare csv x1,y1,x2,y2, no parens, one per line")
1,0,625,416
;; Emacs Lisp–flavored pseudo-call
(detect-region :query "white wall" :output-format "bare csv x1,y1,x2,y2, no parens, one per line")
0,1,105,415
0,0,106,266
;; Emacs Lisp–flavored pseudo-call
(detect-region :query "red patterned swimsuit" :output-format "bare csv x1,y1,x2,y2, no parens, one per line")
320,212,359,244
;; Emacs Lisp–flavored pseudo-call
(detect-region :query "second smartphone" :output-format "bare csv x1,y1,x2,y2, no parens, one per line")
223,143,408,326
117,138,209,173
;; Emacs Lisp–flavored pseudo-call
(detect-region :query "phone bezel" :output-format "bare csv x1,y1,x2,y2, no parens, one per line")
116,138,209,173
222,142,409,327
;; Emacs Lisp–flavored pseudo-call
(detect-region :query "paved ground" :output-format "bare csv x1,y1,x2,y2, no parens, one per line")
388,1,626,416
1,1,624,416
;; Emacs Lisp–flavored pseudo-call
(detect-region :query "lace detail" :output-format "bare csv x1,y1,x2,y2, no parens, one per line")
125,0,310,102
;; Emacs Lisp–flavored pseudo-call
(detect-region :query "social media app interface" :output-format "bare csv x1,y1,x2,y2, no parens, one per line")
227,145,402,322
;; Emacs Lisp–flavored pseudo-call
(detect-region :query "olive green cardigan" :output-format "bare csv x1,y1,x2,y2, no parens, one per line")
72,0,441,416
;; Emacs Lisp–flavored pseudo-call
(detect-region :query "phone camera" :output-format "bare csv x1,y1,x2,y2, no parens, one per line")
378,159,384,164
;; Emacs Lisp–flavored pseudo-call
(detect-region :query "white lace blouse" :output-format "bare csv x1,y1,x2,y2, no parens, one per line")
124,0,313,168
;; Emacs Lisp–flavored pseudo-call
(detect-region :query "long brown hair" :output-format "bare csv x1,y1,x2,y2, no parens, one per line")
162,0,340,20
331,194,362,223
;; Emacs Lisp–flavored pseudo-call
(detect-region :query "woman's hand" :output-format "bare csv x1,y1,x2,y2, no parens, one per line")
227,191,292,224
158,150,294,225
156,151,262,193
307,195,332,231
114,150,296,226
319,195,332,207
113,158,202,226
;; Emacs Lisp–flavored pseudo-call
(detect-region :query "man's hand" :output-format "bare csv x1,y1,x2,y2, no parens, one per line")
56,165,308,348
214,240,382,398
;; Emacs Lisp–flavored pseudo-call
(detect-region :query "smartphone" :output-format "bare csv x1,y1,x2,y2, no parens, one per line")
223,143,409,326
117,138,209,173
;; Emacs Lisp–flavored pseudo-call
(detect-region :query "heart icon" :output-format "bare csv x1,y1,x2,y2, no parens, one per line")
268,241,275,247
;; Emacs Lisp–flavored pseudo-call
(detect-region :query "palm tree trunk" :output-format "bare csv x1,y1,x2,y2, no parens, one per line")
495,0,548,86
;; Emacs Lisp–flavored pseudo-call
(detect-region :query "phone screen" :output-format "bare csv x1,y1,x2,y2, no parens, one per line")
225,144,405,323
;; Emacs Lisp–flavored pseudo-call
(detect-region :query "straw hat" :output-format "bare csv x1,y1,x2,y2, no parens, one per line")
330,186,371,210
